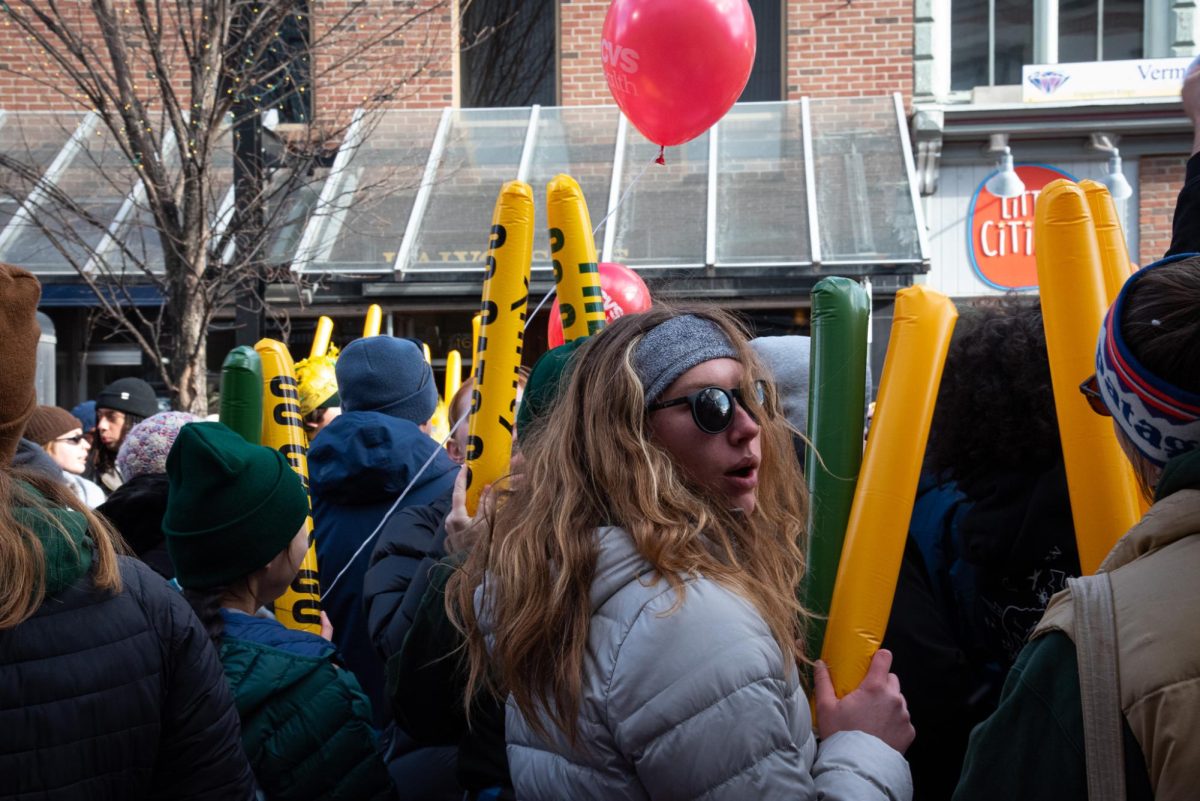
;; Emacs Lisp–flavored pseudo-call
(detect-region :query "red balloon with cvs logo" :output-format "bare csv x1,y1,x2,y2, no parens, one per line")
601,0,756,148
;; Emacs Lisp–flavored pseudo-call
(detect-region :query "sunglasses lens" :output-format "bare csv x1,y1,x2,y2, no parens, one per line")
693,388,733,433
1079,375,1112,417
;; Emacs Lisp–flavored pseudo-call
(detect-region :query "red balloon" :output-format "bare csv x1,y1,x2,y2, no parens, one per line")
547,263,652,348
601,0,756,148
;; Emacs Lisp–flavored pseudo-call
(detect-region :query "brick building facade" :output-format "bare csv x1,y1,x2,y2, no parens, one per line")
0,0,1194,403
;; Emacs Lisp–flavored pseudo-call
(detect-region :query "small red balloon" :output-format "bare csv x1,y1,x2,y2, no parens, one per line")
601,0,756,148
547,263,652,348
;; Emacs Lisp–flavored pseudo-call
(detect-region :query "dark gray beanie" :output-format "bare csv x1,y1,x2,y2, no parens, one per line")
632,315,738,406
336,336,438,424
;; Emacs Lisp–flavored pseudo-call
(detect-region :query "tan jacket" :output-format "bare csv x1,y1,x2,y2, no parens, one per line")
1035,488,1200,800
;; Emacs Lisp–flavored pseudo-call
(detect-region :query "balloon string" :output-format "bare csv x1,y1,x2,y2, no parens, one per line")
655,145,666,165
323,158,661,597
590,154,659,243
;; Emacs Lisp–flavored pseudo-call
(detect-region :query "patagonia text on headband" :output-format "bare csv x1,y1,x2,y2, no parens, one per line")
1095,254,1200,467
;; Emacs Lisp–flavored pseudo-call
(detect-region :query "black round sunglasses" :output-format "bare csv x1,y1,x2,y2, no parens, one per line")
648,380,770,434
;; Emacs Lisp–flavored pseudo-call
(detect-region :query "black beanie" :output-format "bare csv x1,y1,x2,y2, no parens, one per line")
95,377,159,419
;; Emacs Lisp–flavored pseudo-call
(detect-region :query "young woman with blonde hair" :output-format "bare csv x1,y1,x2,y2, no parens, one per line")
450,305,913,801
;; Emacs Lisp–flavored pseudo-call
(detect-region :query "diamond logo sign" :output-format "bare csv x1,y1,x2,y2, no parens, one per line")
1027,70,1070,95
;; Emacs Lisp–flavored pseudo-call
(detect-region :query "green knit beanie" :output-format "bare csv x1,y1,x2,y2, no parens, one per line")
163,421,308,590
516,339,583,438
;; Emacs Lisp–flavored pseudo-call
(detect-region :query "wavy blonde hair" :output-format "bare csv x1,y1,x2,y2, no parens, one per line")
448,305,810,743
0,467,124,629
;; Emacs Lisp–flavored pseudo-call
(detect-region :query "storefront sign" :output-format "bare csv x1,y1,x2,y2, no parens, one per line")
1023,58,1191,103
967,164,1075,290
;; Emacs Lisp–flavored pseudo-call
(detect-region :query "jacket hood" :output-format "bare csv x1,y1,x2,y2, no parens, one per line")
308,411,457,506
97,472,169,557
14,483,92,599
13,438,67,482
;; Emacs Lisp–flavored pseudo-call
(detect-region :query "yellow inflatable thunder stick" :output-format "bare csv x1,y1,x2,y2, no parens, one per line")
820,286,957,698
445,350,463,409
465,181,534,515
1080,180,1136,306
363,304,383,338
547,175,607,343
255,338,322,634
471,313,482,382
1035,180,1143,574
310,316,334,360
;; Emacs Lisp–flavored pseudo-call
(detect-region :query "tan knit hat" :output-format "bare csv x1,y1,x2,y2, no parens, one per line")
24,406,82,448
0,264,42,464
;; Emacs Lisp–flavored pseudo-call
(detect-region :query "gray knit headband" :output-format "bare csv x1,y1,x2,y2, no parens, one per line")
632,315,738,406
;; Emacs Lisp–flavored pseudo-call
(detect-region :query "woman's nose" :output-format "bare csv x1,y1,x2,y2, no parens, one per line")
728,401,760,442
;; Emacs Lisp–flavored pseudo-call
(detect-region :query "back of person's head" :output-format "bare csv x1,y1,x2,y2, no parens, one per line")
749,335,811,435
296,350,340,436
71,400,96,435
0,264,122,629
449,304,807,743
925,296,1059,483
1095,254,1200,493
162,422,308,592
335,336,437,425
116,411,202,481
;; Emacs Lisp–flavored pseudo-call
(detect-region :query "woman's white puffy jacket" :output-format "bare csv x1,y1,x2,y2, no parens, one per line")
491,526,913,801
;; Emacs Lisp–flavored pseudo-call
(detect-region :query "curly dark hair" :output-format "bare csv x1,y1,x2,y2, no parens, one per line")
924,295,1061,481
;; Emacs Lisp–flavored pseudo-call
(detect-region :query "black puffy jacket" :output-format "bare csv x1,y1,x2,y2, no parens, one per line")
0,555,256,800
364,486,452,662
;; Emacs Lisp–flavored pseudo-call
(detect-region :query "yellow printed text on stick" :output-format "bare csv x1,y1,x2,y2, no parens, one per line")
255,338,323,634
547,175,606,343
466,181,534,515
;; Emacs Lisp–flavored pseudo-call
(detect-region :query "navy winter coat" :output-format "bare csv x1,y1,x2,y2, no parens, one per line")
309,411,457,722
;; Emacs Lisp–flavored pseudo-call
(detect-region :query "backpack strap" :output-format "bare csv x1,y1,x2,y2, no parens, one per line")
1067,573,1125,801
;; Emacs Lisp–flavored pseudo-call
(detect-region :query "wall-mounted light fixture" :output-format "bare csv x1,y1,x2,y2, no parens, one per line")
984,133,1025,199
1090,133,1133,201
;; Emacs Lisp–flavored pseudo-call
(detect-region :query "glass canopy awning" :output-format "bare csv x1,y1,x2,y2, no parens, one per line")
0,94,929,279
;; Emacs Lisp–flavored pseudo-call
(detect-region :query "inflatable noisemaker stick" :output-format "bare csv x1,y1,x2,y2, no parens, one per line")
219,346,264,446
1035,180,1143,574
465,180,534,515
471,312,482,379
255,338,323,634
1080,180,1136,306
547,174,607,343
310,316,334,360
802,277,870,659
821,286,957,697
445,349,463,408
363,304,383,338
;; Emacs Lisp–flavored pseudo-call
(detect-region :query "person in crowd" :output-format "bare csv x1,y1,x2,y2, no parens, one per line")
164,420,396,801
96,411,200,579
91,376,159,493
308,335,458,724
443,378,475,465
71,399,96,445
296,349,341,442
0,263,255,800
448,306,914,801
371,355,544,801
23,404,106,507
954,255,1200,800
881,296,1079,800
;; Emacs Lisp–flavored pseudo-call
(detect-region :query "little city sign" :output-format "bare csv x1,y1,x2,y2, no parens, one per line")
967,164,1074,290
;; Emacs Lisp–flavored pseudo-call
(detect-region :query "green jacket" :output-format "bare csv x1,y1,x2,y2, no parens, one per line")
219,612,395,801
954,449,1200,800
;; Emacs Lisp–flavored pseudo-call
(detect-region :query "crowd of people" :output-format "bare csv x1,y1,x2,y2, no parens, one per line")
3,115,1200,801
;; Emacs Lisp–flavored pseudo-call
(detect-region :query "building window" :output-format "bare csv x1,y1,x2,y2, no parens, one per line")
740,0,783,101
461,0,557,107
951,0,1146,91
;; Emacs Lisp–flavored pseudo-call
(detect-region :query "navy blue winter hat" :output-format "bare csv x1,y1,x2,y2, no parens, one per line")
336,336,438,424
